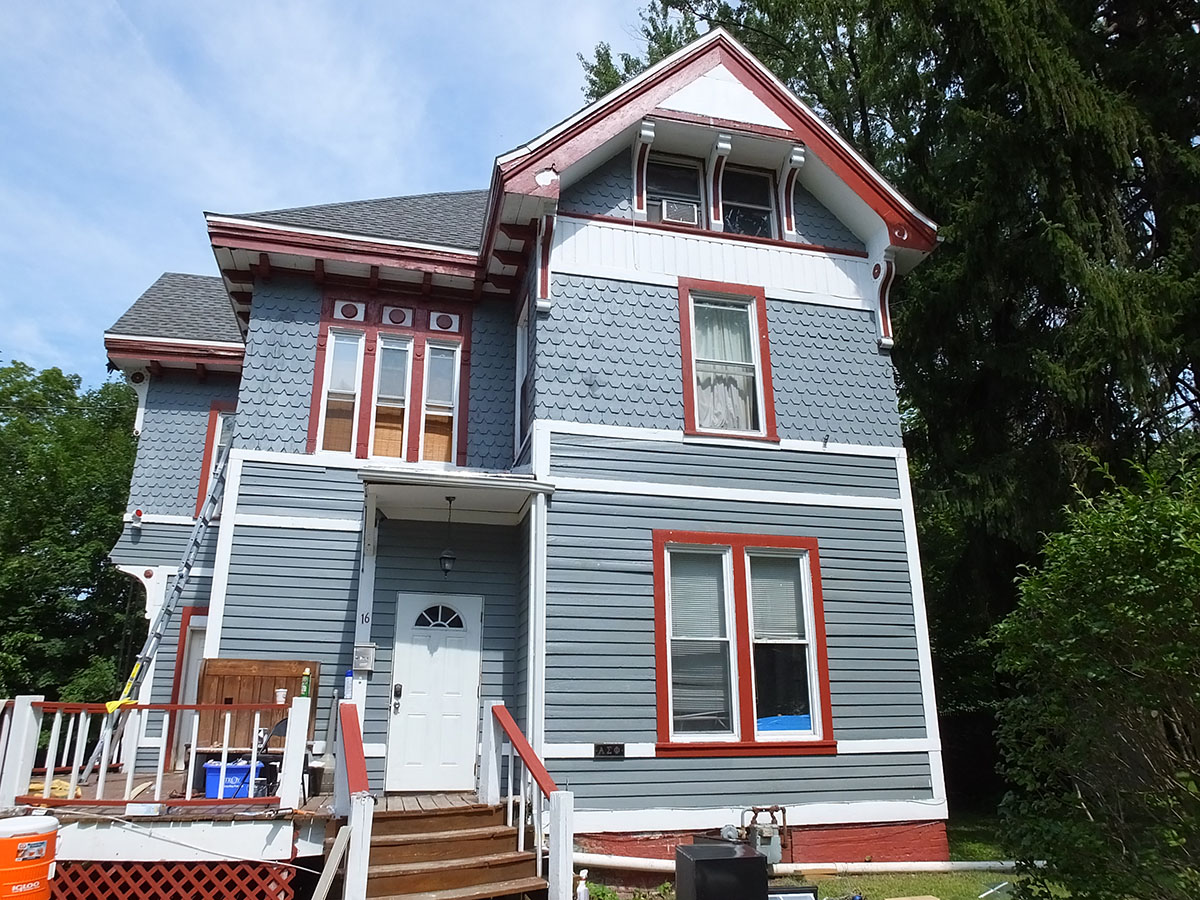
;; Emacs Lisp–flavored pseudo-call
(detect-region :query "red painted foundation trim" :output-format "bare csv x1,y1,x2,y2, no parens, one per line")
577,820,950,864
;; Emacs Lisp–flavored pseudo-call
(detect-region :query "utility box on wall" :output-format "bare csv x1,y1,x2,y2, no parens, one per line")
676,843,768,900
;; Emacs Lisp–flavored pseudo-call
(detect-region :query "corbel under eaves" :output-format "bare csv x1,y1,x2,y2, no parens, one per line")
534,210,556,314
707,133,733,232
631,119,656,222
776,144,807,241
875,251,897,350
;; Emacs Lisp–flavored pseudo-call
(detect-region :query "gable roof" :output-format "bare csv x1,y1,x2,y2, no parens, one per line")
494,28,936,254
107,272,243,345
228,190,490,251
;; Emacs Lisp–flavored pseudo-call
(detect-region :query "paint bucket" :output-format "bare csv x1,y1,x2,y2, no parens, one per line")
274,688,287,705
0,816,58,900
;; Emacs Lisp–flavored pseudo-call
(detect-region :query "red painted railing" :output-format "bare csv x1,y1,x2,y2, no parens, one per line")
338,702,369,795
492,704,557,798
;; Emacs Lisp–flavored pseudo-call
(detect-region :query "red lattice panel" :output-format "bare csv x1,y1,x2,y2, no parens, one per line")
52,860,294,900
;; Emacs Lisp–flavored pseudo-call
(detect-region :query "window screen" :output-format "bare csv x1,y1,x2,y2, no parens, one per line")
668,550,735,735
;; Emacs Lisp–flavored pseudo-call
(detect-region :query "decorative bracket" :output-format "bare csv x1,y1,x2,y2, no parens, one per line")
631,120,656,222
776,144,807,241
706,133,733,231
535,213,556,314
874,253,896,350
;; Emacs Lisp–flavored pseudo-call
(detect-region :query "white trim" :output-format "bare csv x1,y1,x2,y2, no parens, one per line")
203,454,244,658
573,798,946,833
837,737,940,754
229,445,558,484
531,492,549,755
541,419,905,459
552,215,873,313
122,513,197,526
363,742,387,758
233,513,363,532
895,450,944,799
353,490,378,726
105,333,245,350
542,742,657,759
204,214,479,259
523,509,538,736
552,476,902,510
55,819,295,862
532,420,552,481
126,369,149,435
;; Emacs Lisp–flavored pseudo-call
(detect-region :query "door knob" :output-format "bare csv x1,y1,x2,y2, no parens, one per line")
392,683,402,713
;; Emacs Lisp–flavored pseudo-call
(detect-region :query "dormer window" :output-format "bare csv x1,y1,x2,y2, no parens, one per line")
722,169,775,238
320,330,364,453
647,156,704,227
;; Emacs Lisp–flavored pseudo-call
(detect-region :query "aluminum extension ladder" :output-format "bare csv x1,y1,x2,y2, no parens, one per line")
80,441,234,782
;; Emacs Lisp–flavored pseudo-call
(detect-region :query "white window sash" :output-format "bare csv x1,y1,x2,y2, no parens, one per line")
416,339,462,465
721,166,778,239
317,329,365,454
745,549,822,741
367,336,415,461
688,294,767,437
664,545,740,742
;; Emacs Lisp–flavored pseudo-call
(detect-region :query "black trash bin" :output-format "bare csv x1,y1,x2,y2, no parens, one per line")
676,842,768,900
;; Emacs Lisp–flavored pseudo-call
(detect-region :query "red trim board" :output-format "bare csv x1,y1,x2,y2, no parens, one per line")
195,401,237,517
652,530,835,758
677,277,779,443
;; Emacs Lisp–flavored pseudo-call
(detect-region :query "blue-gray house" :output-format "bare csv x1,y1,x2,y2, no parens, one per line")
103,28,947,863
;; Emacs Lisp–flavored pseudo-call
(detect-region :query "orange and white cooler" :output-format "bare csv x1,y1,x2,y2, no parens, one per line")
0,817,58,900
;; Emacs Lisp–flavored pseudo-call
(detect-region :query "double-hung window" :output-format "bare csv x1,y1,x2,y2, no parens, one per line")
654,532,834,756
647,155,704,227
321,330,364,453
372,337,412,458
420,343,461,463
722,168,776,238
679,279,778,441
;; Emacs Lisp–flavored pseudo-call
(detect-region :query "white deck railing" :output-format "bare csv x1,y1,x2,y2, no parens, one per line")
0,694,310,810
480,701,573,900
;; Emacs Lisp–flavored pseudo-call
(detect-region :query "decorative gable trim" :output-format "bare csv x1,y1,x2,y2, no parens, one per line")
875,257,896,350
776,145,807,240
706,133,733,232
631,120,656,221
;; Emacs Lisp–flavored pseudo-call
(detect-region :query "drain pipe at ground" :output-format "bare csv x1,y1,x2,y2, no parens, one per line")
575,852,1025,875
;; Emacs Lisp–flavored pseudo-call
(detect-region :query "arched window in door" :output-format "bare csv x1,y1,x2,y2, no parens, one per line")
414,605,464,628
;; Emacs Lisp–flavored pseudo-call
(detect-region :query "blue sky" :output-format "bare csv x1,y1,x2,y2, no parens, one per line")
0,0,646,387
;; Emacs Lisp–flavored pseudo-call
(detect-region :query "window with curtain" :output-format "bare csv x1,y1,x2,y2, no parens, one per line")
667,549,736,736
723,169,775,238
372,338,411,458
748,554,815,735
421,343,459,463
321,331,363,452
692,298,760,433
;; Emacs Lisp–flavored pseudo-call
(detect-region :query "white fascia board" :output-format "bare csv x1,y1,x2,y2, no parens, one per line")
543,420,905,459
574,798,947,834
56,819,295,862
233,513,363,532
105,333,245,349
552,476,903,511
204,214,480,260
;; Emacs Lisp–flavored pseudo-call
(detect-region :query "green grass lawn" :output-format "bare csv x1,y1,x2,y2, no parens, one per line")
776,871,1014,900
947,814,1007,861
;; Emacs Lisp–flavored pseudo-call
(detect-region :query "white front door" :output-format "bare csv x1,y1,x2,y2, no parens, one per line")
385,593,483,791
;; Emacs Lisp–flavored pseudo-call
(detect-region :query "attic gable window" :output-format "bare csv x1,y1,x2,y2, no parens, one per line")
646,156,704,227
722,168,775,238
653,531,836,757
678,278,779,442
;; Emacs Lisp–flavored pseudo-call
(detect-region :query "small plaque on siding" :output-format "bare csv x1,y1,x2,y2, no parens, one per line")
594,743,625,759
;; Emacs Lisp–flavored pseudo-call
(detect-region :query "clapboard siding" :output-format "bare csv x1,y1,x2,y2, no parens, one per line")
141,576,212,737
365,520,522,787
109,522,221,569
543,491,925,748
237,461,364,519
550,433,900,497
549,752,933,809
219,525,361,759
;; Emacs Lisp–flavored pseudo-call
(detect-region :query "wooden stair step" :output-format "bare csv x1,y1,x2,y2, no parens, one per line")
366,850,538,896
366,874,548,900
367,825,520,864
371,806,507,835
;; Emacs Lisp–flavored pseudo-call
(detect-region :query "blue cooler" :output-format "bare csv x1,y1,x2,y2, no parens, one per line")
203,760,263,799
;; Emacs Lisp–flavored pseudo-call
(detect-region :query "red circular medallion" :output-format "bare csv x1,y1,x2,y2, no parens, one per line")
340,303,358,319
388,308,408,325
436,314,454,330
872,264,881,279
144,569,154,579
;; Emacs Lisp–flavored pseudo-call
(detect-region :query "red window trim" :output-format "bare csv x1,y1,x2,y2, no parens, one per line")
677,277,779,443
195,401,237,517
305,291,472,465
652,530,836,758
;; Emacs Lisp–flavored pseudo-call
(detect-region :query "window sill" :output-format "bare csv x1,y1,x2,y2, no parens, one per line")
683,427,780,444
655,739,837,758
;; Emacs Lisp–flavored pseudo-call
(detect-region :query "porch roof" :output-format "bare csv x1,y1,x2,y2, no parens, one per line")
360,468,552,525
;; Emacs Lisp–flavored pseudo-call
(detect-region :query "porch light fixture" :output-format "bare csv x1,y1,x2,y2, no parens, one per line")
439,496,456,577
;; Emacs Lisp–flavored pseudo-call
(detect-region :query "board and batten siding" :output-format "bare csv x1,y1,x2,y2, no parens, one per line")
127,372,240,517
537,273,901,446
543,490,925,741
365,519,522,787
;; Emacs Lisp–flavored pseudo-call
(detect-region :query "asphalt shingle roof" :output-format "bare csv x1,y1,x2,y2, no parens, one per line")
228,189,490,251
108,273,243,345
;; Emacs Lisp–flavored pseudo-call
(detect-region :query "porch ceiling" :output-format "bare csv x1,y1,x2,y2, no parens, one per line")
363,470,551,526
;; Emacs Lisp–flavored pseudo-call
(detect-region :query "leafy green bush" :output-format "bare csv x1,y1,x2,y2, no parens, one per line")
996,459,1200,899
